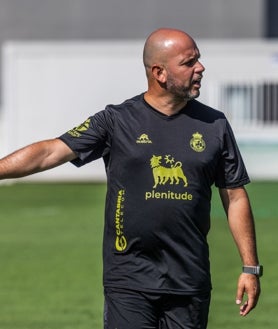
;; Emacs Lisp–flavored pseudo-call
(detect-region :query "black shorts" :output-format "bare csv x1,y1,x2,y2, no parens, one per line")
104,287,211,329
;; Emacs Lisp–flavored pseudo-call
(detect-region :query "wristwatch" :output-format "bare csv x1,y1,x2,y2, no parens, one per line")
242,265,263,277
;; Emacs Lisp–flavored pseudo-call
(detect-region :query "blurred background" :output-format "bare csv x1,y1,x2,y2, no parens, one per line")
0,0,278,181
0,2,277,328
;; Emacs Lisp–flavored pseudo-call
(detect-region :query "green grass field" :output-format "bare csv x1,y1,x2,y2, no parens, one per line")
0,181,277,328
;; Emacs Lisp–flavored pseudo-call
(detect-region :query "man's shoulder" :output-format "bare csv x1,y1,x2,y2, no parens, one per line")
106,93,144,112
188,100,226,122
190,99,225,115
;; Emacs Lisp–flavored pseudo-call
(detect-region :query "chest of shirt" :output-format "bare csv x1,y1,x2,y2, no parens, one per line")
108,110,222,177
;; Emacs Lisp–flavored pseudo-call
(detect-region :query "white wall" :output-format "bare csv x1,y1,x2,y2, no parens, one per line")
1,41,147,181
1,40,278,181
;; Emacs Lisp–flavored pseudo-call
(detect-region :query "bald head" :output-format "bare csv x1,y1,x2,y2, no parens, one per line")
143,28,197,73
142,28,204,108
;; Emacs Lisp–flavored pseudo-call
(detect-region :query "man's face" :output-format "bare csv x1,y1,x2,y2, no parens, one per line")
164,42,205,101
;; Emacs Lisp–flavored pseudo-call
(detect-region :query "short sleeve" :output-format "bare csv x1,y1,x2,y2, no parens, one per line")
215,121,250,188
59,109,113,167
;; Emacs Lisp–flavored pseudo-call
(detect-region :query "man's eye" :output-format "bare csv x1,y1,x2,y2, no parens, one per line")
185,59,196,67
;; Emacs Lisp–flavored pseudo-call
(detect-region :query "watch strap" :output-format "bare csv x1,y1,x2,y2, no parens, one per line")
242,265,263,277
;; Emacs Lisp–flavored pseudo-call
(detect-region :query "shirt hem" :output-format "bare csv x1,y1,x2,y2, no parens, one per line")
103,283,212,295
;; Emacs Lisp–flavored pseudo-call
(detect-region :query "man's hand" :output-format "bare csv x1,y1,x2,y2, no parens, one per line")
235,273,261,316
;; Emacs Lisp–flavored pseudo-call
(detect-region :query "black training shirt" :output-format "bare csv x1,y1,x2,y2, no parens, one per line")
59,93,250,294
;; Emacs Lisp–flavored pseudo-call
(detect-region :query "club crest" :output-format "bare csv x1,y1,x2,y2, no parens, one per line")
190,132,206,152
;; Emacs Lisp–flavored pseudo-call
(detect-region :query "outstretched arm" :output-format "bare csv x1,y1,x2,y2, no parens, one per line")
219,186,261,317
0,138,77,179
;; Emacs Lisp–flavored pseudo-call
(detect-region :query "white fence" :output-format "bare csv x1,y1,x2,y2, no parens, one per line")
1,40,278,181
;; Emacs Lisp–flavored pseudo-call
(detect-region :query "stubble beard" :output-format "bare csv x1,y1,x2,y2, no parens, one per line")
167,76,200,102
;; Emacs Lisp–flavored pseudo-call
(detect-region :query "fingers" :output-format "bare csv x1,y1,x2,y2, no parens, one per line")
235,273,261,316
237,298,253,316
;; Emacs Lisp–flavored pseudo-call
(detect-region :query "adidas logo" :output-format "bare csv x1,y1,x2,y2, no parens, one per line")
136,134,152,144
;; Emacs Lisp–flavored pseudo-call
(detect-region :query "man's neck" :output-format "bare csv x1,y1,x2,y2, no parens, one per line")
144,92,188,116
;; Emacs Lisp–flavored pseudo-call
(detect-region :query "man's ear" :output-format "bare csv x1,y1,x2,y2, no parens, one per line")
151,65,167,83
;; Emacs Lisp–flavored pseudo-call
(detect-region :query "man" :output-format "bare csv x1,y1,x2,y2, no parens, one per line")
0,28,261,329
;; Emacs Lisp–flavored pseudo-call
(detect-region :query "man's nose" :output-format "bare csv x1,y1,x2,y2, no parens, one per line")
196,60,205,72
